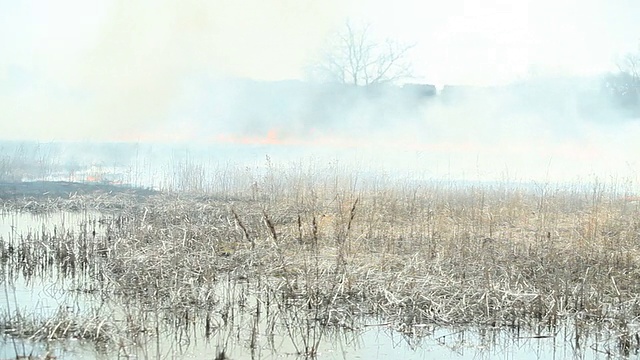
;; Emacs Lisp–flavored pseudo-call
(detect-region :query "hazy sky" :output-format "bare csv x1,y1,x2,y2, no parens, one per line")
362,0,640,85
2,0,639,85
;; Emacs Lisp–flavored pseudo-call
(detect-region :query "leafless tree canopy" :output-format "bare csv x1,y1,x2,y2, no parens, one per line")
604,45,640,114
311,21,414,86
606,47,640,96
618,50,640,81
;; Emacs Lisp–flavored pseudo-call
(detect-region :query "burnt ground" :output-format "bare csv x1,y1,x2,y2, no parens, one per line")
0,181,158,199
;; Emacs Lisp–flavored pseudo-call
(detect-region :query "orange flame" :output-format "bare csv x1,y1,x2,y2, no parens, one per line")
110,126,490,155
86,175,101,183
209,128,487,155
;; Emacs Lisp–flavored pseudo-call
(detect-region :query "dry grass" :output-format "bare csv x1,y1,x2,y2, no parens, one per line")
2,168,640,356
0,307,114,343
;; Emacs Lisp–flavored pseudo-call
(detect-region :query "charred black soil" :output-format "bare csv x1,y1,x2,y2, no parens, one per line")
0,181,157,199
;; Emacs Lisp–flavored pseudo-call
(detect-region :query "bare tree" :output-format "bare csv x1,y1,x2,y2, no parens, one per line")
310,21,414,86
605,46,640,111
618,49,640,81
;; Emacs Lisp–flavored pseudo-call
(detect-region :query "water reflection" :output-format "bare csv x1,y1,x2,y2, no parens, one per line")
0,211,106,244
0,211,636,359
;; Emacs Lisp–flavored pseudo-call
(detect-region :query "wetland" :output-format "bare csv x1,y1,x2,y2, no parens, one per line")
1,172,640,359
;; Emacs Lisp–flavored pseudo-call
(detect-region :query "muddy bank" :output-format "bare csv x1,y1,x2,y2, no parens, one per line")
0,181,157,199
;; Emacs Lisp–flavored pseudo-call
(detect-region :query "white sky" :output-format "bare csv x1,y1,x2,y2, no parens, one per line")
1,0,639,86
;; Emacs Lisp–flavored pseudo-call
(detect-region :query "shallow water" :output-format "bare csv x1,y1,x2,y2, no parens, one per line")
1,321,631,359
0,211,636,360
0,210,105,244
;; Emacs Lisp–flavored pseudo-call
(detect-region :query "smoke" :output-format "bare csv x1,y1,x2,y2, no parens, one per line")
417,81,640,183
2,0,640,186
130,74,639,184
0,0,349,141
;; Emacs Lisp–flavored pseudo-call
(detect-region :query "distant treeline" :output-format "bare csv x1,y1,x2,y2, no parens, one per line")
200,76,638,140
438,78,640,122
201,80,440,137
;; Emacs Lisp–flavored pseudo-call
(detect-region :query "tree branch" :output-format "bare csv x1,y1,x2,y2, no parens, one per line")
311,20,414,86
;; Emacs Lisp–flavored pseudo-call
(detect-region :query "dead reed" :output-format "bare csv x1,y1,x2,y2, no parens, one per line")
2,168,640,357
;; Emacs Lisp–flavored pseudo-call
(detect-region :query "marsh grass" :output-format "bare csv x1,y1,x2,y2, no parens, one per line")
0,307,114,344
2,165,640,358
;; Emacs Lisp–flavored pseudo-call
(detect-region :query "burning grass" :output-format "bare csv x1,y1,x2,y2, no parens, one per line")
2,171,640,357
